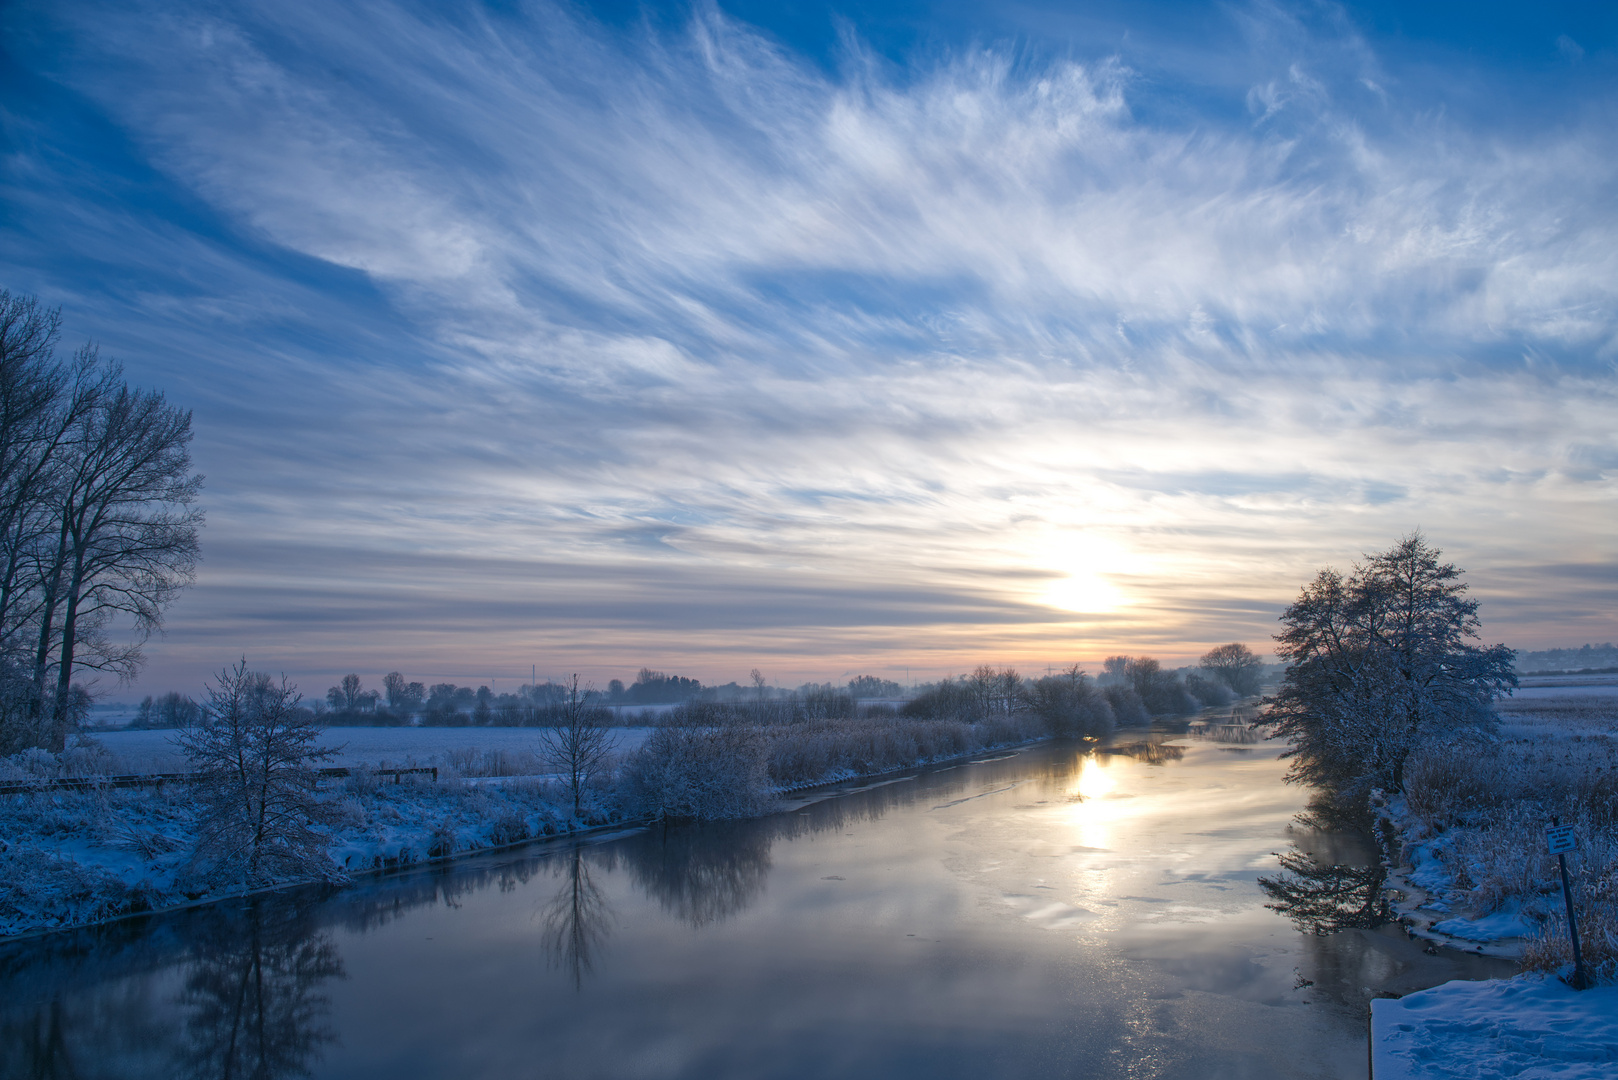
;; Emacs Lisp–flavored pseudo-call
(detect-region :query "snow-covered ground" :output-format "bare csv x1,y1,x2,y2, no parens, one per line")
1367,674,1618,1077
1371,975,1618,1078
88,725,652,774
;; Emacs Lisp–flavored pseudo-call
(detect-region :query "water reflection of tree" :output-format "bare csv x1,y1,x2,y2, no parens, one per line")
1100,735,1186,765
174,900,345,1080
538,845,615,990
619,819,774,929
4,999,77,1078
1259,804,1393,935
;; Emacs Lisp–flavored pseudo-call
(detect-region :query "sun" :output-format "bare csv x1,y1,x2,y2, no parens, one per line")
1027,530,1143,615
1041,571,1125,614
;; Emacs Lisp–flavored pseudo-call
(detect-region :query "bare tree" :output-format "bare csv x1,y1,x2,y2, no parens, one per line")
0,292,203,752
537,674,615,820
0,296,107,751
1029,664,1115,738
32,370,202,748
177,660,342,889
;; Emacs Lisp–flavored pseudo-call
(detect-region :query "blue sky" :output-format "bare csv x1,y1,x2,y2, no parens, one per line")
2,0,1616,697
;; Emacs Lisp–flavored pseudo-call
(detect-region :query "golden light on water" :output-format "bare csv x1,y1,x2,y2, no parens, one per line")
1075,754,1116,800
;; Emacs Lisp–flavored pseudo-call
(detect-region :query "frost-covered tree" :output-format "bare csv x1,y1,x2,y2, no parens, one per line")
618,723,771,820
178,660,342,889
536,674,614,819
1028,664,1115,738
1265,533,1516,802
1199,643,1264,697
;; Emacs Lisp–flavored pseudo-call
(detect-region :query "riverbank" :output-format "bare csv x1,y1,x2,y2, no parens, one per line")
0,723,1055,941
1376,684,1618,978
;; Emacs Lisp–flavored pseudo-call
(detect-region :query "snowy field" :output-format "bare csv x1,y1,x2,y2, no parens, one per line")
88,725,653,775
1372,975,1618,1079
1512,681,1618,699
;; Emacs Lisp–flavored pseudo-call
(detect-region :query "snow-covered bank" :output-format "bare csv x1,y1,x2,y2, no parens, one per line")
0,766,605,939
0,723,1052,940
1379,684,1618,974
1371,975,1618,1078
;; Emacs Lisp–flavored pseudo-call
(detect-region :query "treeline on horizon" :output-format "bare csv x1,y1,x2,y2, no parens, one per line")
1515,642,1618,674
128,646,1266,731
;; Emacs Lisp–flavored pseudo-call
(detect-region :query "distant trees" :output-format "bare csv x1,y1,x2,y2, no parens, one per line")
132,690,200,729
1102,656,1199,716
177,660,341,889
846,675,904,699
1199,643,1264,696
382,671,424,715
611,668,702,705
0,290,202,753
325,673,379,714
1264,533,1516,802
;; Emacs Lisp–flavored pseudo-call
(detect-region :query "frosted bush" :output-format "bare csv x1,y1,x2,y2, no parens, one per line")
619,725,772,820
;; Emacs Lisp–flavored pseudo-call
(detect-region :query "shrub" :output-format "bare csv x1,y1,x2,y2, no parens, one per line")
1184,672,1234,708
1103,685,1148,726
1029,669,1115,738
618,724,772,820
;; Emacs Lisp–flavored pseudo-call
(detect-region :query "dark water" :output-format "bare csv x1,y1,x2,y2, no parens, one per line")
0,736,1511,1079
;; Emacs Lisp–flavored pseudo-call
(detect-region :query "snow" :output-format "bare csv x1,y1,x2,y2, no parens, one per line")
1433,909,1537,942
1371,975,1618,1079
1407,840,1454,892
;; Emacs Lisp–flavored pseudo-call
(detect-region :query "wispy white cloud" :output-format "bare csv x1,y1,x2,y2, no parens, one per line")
5,0,1617,691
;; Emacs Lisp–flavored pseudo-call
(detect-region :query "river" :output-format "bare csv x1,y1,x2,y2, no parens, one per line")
0,731,1511,1079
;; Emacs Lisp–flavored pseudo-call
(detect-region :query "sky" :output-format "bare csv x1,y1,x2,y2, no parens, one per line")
2,0,1616,699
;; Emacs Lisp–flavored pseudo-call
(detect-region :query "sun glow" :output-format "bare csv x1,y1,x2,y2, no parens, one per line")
1075,755,1115,799
1042,571,1125,614
1031,532,1140,614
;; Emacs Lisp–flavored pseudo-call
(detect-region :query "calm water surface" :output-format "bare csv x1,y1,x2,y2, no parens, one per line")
2,734,1511,1079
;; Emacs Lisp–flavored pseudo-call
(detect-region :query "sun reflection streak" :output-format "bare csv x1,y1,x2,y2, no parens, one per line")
1066,753,1123,852
1076,754,1115,799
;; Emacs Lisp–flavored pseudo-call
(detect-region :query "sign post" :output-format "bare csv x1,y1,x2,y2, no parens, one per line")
1546,818,1589,991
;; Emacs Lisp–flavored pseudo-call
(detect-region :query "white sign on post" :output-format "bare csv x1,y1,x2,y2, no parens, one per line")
1547,824,1576,854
